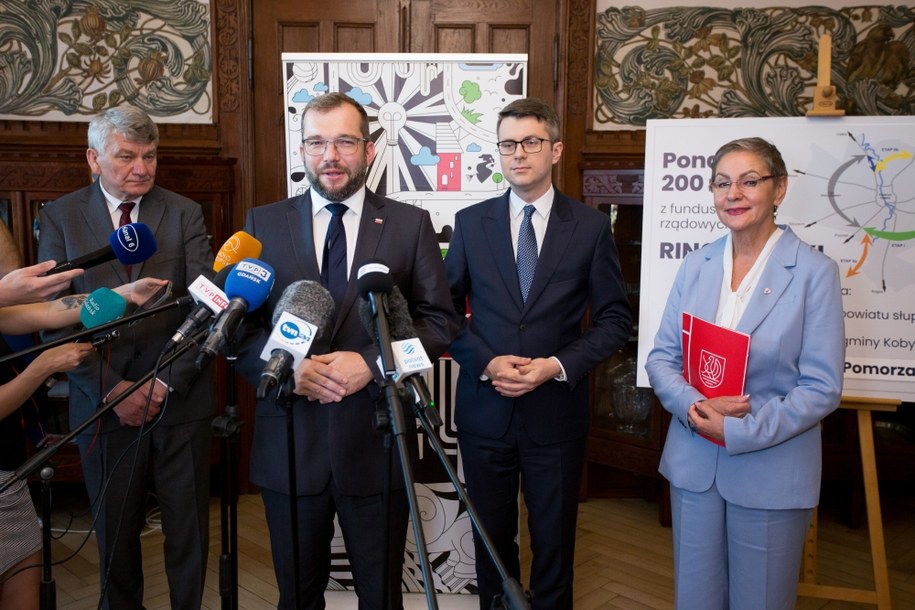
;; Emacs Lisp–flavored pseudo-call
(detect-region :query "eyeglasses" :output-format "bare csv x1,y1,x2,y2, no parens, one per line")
496,137,551,156
302,137,368,156
709,175,780,194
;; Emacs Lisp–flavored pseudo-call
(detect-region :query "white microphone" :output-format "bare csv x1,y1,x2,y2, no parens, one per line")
257,280,335,399
162,266,233,353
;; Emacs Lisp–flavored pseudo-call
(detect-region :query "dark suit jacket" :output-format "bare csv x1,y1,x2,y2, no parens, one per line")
445,190,632,444
38,182,216,432
236,189,459,497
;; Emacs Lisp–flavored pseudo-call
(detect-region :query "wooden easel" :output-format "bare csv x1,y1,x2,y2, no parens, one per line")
797,396,900,608
807,34,845,117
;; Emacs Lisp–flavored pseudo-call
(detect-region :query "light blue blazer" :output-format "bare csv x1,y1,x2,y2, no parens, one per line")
646,226,845,510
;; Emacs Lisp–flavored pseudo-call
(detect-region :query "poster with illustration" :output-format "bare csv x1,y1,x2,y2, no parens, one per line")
283,53,527,251
281,52,528,596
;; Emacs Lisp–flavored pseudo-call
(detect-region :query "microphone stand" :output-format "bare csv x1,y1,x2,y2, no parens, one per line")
276,373,302,610
408,388,531,610
210,340,243,610
1,328,209,610
366,294,438,610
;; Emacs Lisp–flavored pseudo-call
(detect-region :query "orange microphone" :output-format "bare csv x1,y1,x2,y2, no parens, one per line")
213,231,262,272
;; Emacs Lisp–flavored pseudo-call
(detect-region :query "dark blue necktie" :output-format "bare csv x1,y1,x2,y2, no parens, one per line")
321,203,348,306
516,204,537,303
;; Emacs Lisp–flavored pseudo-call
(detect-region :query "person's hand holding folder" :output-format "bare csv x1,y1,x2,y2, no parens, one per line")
682,312,752,446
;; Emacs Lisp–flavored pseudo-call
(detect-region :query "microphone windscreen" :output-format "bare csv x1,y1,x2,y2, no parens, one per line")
271,280,335,330
214,231,263,272
224,258,275,311
356,259,393,298
80,287,127,328
358,286,414,340
109,222,157,265
385,286,416,341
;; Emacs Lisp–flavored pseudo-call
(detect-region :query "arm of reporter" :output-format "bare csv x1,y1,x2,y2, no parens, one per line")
0,260,84,307
0,278,168,334
0,342,95,421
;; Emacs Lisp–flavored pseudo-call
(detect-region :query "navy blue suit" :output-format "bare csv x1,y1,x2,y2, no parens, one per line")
445,190,631,609
236,189,459,609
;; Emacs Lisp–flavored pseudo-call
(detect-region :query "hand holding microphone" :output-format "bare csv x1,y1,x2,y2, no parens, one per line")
44,222,157,275
0,261,84,307
257,280,335,399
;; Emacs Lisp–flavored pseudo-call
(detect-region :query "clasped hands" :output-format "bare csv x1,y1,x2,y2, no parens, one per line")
687,395,751,443
292,352,374,404
484,355,560,398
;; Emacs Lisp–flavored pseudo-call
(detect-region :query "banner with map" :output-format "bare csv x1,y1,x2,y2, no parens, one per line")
637,116,915,401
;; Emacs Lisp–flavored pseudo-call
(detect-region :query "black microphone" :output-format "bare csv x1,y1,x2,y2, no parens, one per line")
44,222,157,275
162,265,234,353
256,281,335,399
358,285,440,424
195,259,275,370
355,259,396,377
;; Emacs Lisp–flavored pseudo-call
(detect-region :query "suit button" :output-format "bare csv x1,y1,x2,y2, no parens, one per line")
519,324,526,331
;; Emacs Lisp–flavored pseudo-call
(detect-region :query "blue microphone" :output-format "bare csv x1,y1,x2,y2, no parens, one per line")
45,222,158,275
195,258,275,369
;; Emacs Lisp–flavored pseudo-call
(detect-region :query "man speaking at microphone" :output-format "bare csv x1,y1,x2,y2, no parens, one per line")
235,92,459,609
37,106,216,610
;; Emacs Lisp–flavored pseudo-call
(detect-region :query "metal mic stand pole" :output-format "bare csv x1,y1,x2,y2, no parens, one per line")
211,340,243,610
410,395,531,610
274,375,301,610
39,465,56,610
379,377,439,610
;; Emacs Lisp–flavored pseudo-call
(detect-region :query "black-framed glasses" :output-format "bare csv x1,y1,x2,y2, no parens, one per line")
496,137,551,156
709,175,780,194
302,137,368,156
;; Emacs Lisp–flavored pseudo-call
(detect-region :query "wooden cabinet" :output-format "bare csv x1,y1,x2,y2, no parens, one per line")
582,168,671,525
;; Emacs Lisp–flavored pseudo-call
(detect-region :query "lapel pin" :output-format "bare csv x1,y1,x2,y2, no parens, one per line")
763,288,771,294
374,217,383,224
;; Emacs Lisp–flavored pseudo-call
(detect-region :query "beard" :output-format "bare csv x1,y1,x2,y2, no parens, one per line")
305,157,368,202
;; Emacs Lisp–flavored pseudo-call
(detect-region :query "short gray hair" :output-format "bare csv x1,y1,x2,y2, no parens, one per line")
87,106,159,155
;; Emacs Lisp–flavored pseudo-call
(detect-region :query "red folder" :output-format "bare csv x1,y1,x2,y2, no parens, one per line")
682,313,751,446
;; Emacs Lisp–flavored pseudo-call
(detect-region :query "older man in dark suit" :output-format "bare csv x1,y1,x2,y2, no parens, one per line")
445,98,632,609
236,92,459,610
38,106,215,610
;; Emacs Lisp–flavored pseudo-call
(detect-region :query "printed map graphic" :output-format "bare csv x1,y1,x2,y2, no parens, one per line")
788,131,915,293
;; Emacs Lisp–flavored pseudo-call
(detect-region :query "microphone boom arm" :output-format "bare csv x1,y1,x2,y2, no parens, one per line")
0,326,208,494
0,296,193,366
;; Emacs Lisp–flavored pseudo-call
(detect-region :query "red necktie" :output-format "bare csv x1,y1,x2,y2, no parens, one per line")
118,202,135,276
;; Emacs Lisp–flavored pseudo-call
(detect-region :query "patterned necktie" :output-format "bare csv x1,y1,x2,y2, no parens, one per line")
118,201,136,277
516,204,538,303
321,203,349,306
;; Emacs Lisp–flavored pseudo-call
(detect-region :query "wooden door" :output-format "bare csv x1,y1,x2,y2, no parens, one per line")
252,0,559,207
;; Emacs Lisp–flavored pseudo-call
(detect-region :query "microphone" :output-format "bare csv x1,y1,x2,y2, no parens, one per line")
195,258,275,370
355,259,396,377
358,286,440,423
162,265,233,353
79,287,127,329
45,222,157,275
213,231,263,272
256,280,335,399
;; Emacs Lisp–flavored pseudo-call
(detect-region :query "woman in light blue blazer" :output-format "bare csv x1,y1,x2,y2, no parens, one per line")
646,138,845,609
